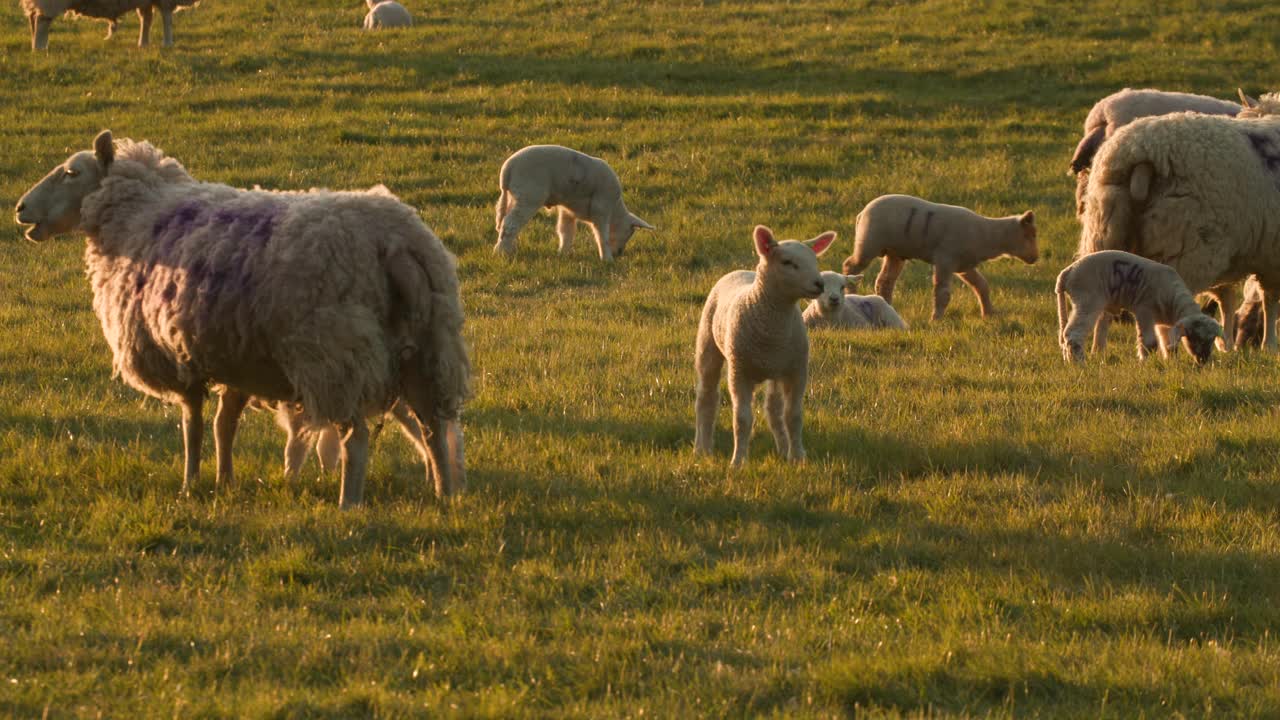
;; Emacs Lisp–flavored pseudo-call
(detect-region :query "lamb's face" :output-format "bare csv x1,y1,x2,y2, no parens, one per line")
1178,314,1222,365
1016,211,1039,264
15,150,107,243
753,225,835,300
814,271,847,313
608,212,654,259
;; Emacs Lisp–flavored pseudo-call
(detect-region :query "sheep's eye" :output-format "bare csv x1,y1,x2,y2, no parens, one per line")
782,259,796,268
64,167,78,178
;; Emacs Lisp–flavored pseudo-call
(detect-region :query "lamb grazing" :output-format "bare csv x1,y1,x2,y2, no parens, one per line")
1078,100,1280,351
1056,250,1222,364
694,225,835,466
363,0,411,29
802,271,908,330
840,194,1038,321
15,131,470,507
493,145,654,262
21,0,201,50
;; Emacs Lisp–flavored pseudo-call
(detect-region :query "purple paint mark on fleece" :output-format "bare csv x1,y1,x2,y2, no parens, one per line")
152,200,208,259
1245,131,1280,190
213,205,280,247
854,298,876,323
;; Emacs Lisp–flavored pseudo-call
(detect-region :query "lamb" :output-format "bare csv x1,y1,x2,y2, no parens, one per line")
1069,88,1241,174
363,0,411,29
802,271,908,330
493,145,654,262
1077,103,1280,350
839,194,1038,321
15,130,470,507
21,0,201,50
1056,250,1222,364
1231,276,1265,349
694,225,835,466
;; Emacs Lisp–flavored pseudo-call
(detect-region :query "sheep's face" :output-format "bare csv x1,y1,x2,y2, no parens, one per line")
607,212,654,259
1014,211,1039,264
1176,314,1222,365
753,225,836,300
814,272,847,313
16,136,113,243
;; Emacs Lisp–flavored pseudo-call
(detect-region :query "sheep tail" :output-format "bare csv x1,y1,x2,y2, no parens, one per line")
1054,267,1071,343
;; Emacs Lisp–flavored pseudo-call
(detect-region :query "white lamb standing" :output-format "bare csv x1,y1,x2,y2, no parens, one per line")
1056,250,1222,364
840,194,1038,321
1078,92,1280,351
493,145,654,262
21,0,202,50
802,271,908,330
363,0,411,29
15,130,470,507
694,225,835,466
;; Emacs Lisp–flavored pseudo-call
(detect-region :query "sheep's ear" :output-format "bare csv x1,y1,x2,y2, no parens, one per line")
93,130,114,170
806,231,837,256
1239,88,1259,108
844,273,863,284
1020,210,1035,226
630,214,655,231
753,225,777,257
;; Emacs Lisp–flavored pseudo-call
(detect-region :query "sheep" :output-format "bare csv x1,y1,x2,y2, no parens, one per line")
21,0,201,50
839,194,1038,321
1069,88,1241,175
694,225,835,466
1077,104,1280,351
1056,250,1222,364
493,145,654,262
14,130,470,507
1231,276,1265,349
802,271,908,330
363,0,411,29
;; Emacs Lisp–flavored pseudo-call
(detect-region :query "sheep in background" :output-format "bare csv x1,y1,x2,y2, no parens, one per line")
15,131,470,507
1078,103,1280,350
1056,250,1222,364
802,271,908,330
493,145,654,262
694,225,835,466
1069,88,1240,175
21,0,202,50
363,0,411,29
840,194,1038,321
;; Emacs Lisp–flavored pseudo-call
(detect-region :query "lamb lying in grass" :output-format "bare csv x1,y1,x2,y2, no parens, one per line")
840,194,1038,320
802,271,908,330
363,0,411,29
694,225,834,466
493,145,654,262
1056,250,1222,364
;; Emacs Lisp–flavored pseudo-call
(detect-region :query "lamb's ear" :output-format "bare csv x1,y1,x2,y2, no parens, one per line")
1239,88,1259,109
806,230,837,256
93,130,114,170
630,213,655,231
1020,210,1035,226
844,273,863,284
754,225,777,257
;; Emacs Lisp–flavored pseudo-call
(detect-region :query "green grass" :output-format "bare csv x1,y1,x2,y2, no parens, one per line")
4,0,1280,716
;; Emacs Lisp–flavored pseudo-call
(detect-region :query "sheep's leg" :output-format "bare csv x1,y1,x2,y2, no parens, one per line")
727,372,756,467
179,390,205,495
930,265,954,321
780,374,806,462
590,223,614,262
275,405,312,478
387,400,439,487
1157,325,1178,357
423,415,462,496
136,6,152,47
213,389,248,486
764,380,787,456
33,15,51,50
160,7,175,47
494,200,538,256
956,268,995,318
694,330,724,455
338,419,370,508
1091,313,1112,354
874,256,905,304
105,19,116,39
315,426,341,473
1063,302,1102,363
1209,284,1237,351
1133,310,1161,361
556,208,577,254
1259,287,1280,351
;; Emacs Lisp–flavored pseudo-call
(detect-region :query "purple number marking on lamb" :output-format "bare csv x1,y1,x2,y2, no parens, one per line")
1108,259,1143,296
903,206,916,235
921,210,934,237
854,298,876,323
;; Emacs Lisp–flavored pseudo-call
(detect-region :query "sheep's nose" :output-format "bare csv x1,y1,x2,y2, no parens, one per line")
15,202,25,214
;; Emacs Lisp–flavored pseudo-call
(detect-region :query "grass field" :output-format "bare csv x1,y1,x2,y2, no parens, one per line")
4,1,1280,716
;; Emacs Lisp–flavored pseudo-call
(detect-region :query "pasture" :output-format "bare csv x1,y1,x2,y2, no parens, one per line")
3,0,1280,716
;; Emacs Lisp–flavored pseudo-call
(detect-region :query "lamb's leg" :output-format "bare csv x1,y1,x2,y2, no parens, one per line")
931,265,953,321
780,374,806,462
590,222,614,262
423,415,462,496
33,15,51,50
694,327,724,455
1091,313,1112,354
136,6,152,47
387,400,439,487
1263,290,1280,351
1063,302,1101,363
179,390,205,495
213,389,248,486
874,256,905,304
1157,325,1178,357
338,419,370,509
764,380,787,455
275,405,311,478
957,268,995,318
314,426,341,473
1133,309,1161,361
160,7,175,47
1209,284,1237,351
727,371,755,467
556,208,577,254
105,19,116,39
494,199,539,256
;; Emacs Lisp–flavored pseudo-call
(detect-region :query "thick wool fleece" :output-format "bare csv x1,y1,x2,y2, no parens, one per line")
1070,88,1240,173
78,140,469,427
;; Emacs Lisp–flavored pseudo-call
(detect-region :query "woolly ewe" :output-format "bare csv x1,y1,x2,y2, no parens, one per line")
694,225,835,466
802,271,908,330
21,0,201,50
15,131,470,507
493,145,654,262
840,194,1038,321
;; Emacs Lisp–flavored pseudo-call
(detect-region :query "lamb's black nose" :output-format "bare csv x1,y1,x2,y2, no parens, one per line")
15,202,25,214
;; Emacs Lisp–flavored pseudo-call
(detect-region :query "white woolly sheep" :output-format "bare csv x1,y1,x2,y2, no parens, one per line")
840,194,1038,321
21,0,201,50
1078,102,1280,351
15,130,470,507
1069,88,1241,174
694,225,835,466
802,271,908,330
493,144,654,262
1056,250,1222,364
363,0,411,29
